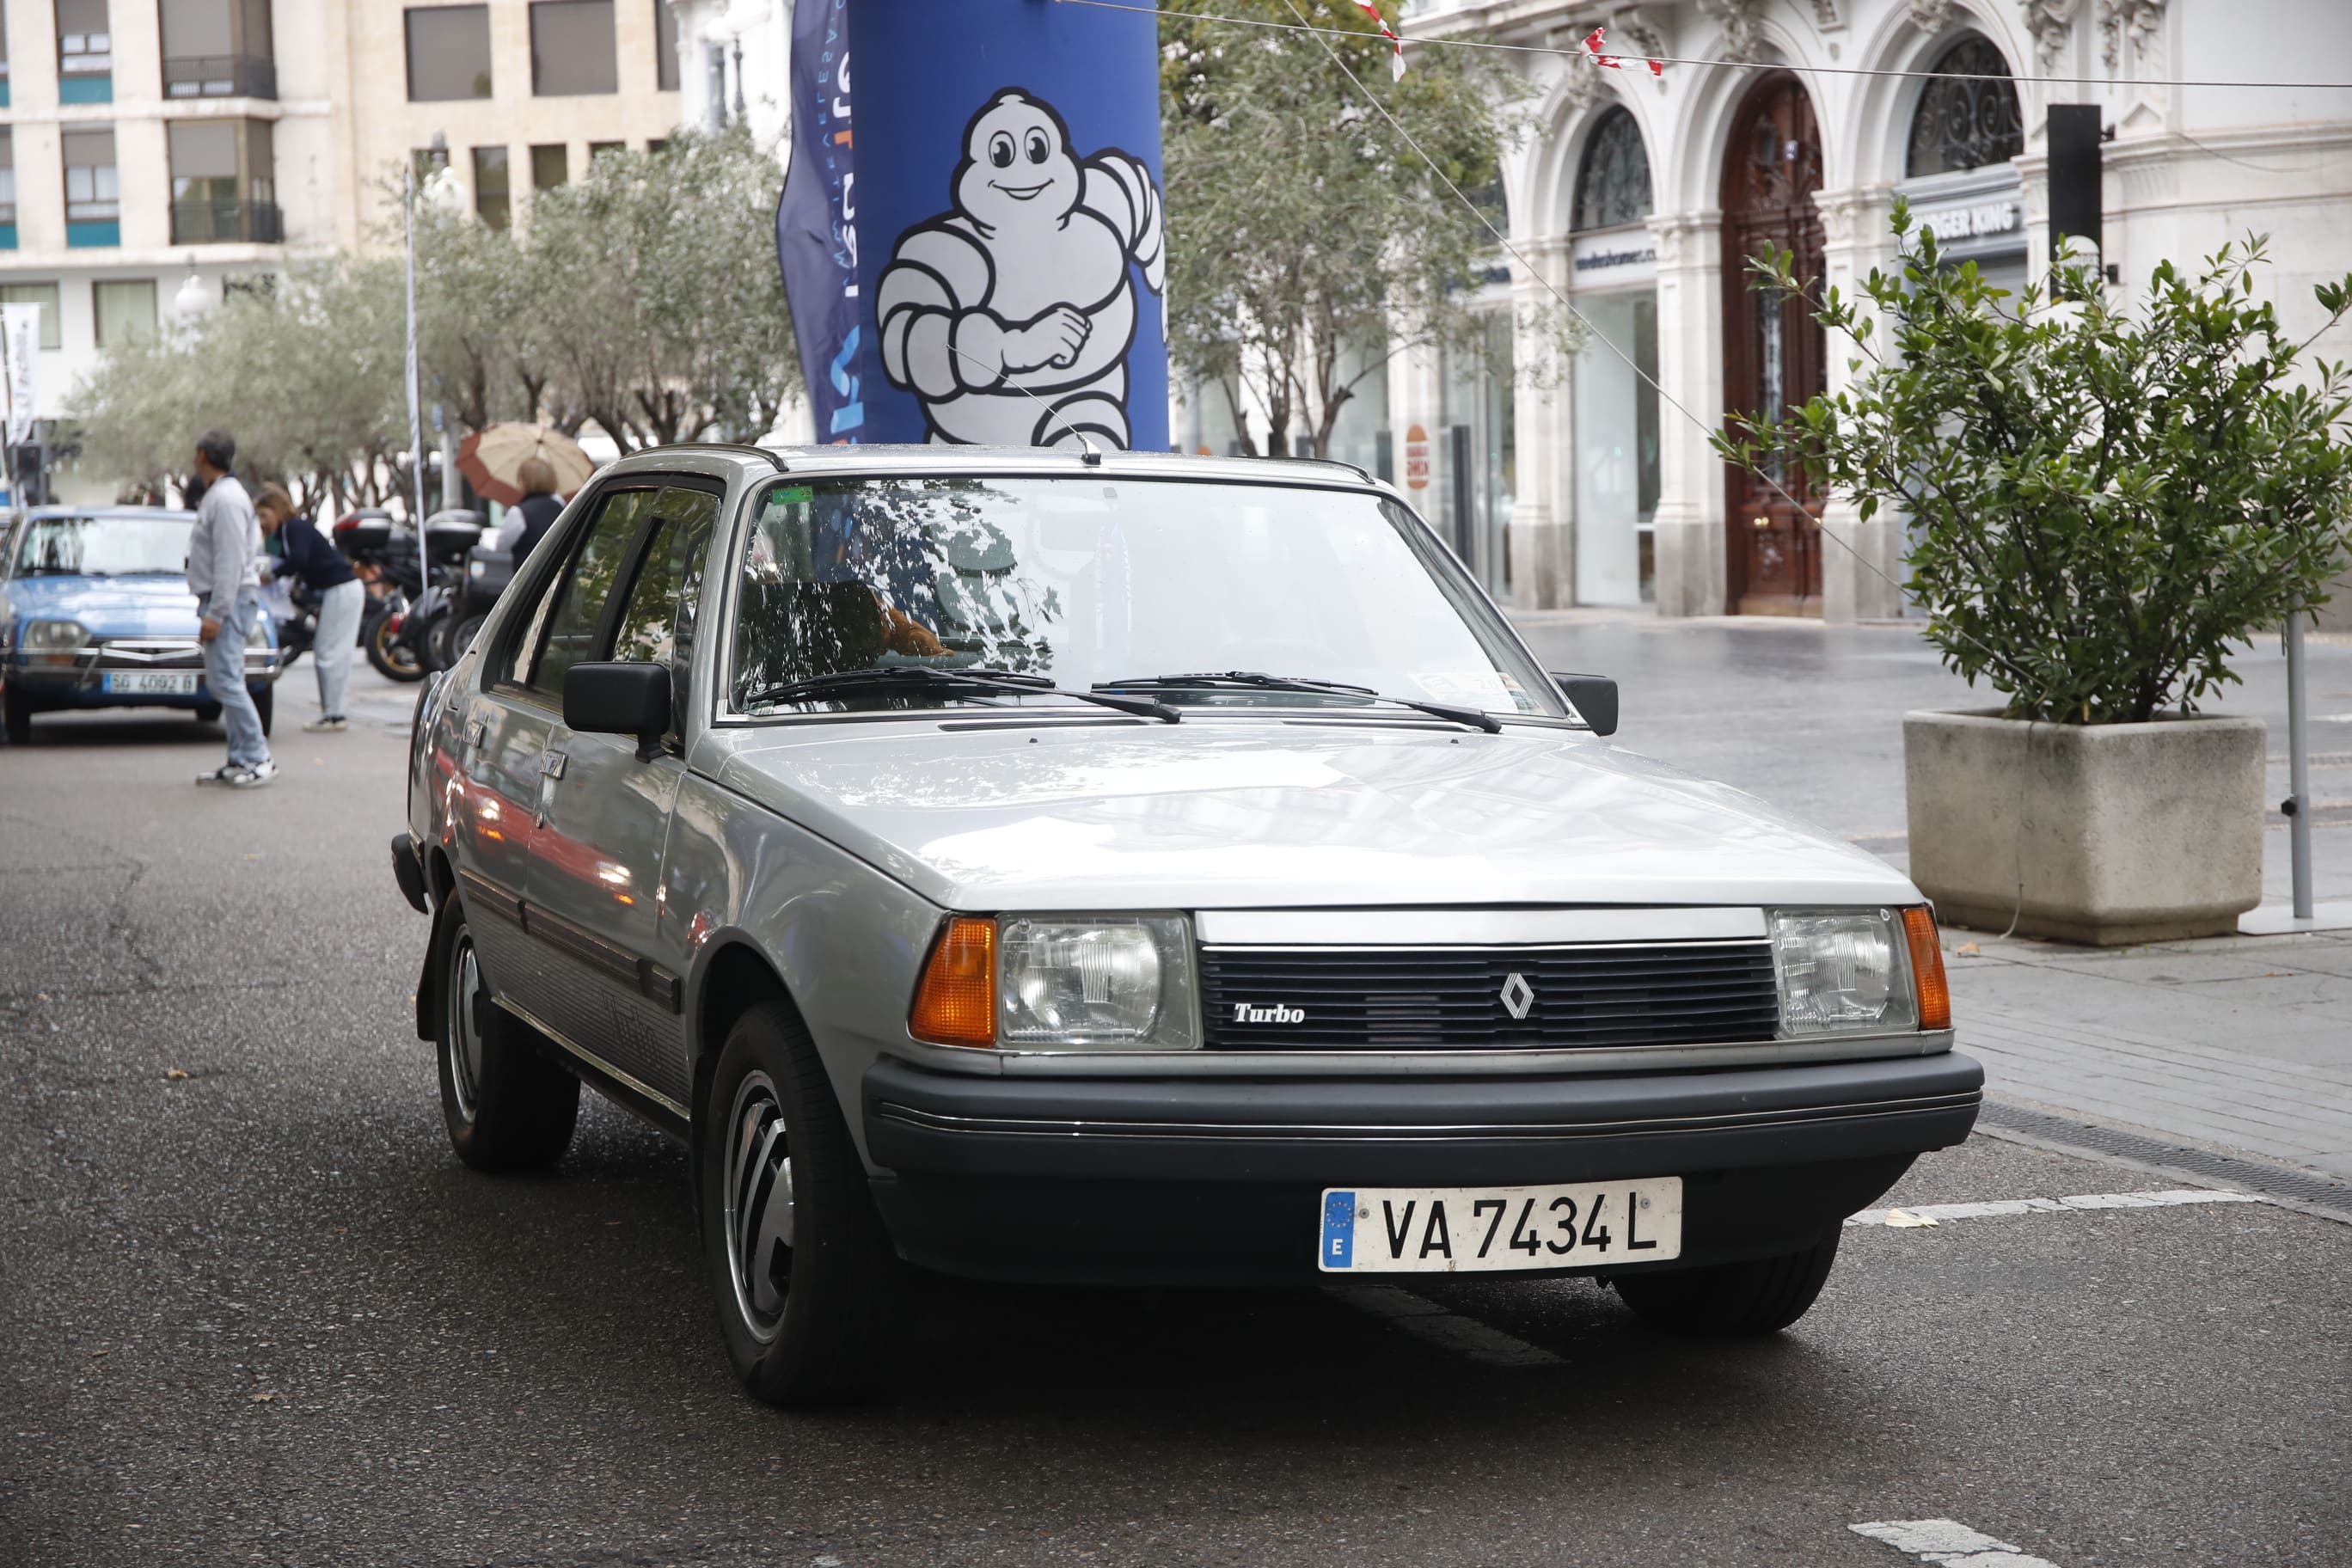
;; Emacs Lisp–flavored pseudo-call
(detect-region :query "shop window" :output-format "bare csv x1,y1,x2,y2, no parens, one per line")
530,143,569,190
160,0,275,99
94,279,158,350
57,0,113,102
63,127,119,247
169,119,279,243
1,283,61,349
531,0,618,96
473,146,511,230
407,5,492,101
1907,37,2024,178
654,0,679,92
1572,107,1652,231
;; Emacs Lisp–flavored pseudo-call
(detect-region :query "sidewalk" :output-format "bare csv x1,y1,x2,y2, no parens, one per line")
1510,612,2352,1191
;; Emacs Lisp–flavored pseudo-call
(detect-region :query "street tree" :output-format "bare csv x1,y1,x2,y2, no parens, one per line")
1160,0,1541,457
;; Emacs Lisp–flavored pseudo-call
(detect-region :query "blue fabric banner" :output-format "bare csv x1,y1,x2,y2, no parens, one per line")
807,0,1169,450
776,0,863,444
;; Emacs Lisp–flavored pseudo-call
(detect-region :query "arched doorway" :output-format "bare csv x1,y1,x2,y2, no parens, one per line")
1720,74,1825,615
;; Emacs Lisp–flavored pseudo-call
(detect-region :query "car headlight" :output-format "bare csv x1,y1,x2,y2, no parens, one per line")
910,915,1200,1050
23,619,89,650
247,616,270,648
1767,907,1919,1036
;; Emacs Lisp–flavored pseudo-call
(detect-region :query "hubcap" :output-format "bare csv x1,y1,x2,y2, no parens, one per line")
446,934,487,1121
724,1073,794,1343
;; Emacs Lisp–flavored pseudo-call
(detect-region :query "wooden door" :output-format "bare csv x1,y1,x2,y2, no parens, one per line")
1720,74,1826,616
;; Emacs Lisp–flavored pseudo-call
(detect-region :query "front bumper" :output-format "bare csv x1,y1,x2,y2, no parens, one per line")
5,640,280,707
863,1051,1983,1283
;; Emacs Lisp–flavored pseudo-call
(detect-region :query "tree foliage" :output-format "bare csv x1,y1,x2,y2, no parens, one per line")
1717,214,2352,724
70,125,798,511
1161,0,1542,457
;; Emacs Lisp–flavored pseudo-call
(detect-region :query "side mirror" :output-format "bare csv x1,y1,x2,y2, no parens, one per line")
564,661,671,760
1552,672,1618,737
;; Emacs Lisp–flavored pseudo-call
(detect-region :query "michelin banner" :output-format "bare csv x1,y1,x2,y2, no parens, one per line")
777,0,1168,450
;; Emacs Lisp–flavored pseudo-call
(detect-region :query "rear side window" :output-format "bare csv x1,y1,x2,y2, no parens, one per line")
524,487,657,701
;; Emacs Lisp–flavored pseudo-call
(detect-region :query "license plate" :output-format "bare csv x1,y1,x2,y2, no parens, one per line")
103,671,199,695
1319,1178,1683,1273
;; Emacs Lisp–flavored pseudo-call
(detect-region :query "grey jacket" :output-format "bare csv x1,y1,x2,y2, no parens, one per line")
187,474,261,618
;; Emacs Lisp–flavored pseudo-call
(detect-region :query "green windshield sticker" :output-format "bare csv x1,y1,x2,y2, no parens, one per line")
778,486,813,504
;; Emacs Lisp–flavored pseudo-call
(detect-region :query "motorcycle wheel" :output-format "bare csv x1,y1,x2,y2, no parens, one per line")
366,611,426,683
441,613,488,666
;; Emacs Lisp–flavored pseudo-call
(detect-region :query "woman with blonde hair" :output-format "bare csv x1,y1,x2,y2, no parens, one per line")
501,456,567,563
254,481,364,733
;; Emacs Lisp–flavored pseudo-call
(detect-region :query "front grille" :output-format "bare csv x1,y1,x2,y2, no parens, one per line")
1198,941,1781,1050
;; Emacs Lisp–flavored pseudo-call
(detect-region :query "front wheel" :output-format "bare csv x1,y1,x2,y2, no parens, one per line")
253,684,273,737
1611,1232,1841,1337
3,687,31,745
366,611,425,683
700,1001,899,1406
433,903,579,1173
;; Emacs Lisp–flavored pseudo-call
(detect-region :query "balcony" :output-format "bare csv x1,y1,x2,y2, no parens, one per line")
162,54,277,101
170,198,283,245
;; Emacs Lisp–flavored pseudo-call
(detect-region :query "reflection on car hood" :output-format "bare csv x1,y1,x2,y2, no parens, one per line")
4,574,199,637
709,720,1918,911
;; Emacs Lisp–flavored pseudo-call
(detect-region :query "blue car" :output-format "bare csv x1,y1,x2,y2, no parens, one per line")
1,505,282,746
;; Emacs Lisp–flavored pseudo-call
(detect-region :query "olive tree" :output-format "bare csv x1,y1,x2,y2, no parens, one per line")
1717,214,2352,724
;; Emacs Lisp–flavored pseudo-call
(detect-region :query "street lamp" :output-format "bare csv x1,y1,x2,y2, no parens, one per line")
170,256,211,331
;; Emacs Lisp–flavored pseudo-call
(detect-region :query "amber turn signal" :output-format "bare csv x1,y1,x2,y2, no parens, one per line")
910,916,996,1046
1902,906,1951,1032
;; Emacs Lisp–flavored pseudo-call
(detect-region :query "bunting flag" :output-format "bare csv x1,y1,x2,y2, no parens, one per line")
1355,1,1407,79
1583,25,1665,77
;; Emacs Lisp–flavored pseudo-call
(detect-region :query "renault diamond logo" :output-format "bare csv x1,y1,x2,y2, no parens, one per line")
1499,972,1534,1020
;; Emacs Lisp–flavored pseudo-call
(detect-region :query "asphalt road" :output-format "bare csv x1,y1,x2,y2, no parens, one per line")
4,667,2348,1568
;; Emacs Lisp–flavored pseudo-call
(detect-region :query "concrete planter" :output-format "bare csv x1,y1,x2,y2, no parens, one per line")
1903,710,2266,945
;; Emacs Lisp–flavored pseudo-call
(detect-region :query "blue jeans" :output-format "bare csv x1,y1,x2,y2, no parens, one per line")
203,587,271,768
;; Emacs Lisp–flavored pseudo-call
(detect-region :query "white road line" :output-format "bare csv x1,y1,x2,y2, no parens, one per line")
1846,1189,2266,1228
1853,1518,2064,1567
1323,1283,1561,1367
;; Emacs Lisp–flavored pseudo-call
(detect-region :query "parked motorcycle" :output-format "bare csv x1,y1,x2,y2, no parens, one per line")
334,509,428,683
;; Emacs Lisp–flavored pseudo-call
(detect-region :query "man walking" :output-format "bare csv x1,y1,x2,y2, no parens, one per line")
187,429,275,787
254,482,362,732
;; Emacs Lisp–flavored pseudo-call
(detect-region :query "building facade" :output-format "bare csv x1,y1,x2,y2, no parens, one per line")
1400,0,2352,618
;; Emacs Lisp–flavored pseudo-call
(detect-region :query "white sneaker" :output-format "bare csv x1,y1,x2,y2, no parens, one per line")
221,760,279,789
303,716,349,733
195,763,236,786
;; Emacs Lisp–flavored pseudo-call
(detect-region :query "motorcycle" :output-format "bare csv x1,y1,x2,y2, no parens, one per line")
334,509,427,683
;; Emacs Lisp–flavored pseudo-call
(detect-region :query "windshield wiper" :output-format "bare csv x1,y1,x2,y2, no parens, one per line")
746,665,1180,723
1096,671,1504,734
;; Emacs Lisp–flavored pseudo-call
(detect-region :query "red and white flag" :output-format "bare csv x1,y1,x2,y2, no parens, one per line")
1583,25,1664,77
1355,1,1407,79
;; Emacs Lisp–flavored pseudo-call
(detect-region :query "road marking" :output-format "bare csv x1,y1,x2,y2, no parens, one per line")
1853,1518,2064,1567
1847,1189,2265,1228
1324,1283,1561,1367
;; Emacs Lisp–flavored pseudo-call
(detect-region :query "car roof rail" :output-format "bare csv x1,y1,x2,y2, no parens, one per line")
659,442,789,472
1268,455,1375,484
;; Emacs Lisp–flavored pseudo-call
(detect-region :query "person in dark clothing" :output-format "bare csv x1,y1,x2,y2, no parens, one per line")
255,482,363,732
503,456,567,563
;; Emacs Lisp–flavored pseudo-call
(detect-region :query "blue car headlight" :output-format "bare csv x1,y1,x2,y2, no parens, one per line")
23,619,90,651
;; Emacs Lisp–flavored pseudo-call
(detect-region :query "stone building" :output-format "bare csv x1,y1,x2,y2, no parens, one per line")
1387,0,2352,618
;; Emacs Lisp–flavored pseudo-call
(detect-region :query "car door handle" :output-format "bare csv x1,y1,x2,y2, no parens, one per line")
543,751,567,779
464,719,487,748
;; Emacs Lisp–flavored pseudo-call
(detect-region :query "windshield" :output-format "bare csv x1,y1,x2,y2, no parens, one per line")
15,515,193,577
728,475,1566,720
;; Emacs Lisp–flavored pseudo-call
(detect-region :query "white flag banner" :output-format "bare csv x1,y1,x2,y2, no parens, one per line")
0,303,40,450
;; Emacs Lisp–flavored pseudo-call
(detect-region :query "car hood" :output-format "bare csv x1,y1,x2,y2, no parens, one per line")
5,574,199,636
706,720,1918,912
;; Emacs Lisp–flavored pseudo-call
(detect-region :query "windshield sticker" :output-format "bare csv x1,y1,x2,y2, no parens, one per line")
1411,671,1525,701
777,486,814,505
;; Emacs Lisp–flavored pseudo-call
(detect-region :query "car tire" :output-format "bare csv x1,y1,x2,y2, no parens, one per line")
4,687,31,745
700,999,899,1407
193,700,223,725
432,903,579,1173
1611,1231,1841,1337
254,684,274,737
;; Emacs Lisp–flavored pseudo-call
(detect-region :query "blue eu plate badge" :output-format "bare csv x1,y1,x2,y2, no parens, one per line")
1321,1190,1357,1270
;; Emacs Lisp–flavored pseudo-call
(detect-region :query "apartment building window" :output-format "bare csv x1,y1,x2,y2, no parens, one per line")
654,1,678,92
170,119,280,244
588,140,624,162
407,5,492,101
63,128,120,248
530,144,568,191
531,1,617,96
1,8,12,108
161,0,277,100
0,131,15,248
472,146,510,230
0,283,62,349
94,279,158,349
58,0,113,103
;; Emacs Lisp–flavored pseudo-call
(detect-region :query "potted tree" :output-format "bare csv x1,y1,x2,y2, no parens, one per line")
1718,217,2352,943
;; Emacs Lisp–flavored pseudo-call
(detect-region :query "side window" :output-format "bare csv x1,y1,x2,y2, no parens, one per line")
524,487,657,701
607,485,721,740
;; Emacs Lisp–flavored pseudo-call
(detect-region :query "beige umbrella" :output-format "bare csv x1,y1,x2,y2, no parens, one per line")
456,422,596,507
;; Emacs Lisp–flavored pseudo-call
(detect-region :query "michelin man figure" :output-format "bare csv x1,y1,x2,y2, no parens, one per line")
876,89,1165,449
